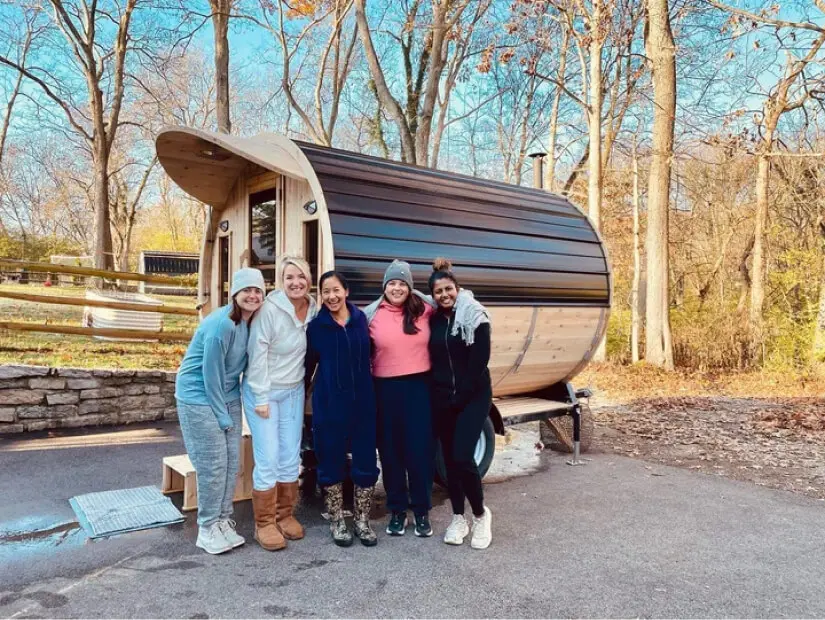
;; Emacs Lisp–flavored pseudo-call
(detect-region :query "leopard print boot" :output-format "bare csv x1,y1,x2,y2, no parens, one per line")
353,485,378,547
325,483,353,547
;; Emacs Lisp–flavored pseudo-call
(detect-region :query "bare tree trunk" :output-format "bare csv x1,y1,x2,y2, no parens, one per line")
513,74,538,186
587,8,603,229
354,0,416,162
697,229,734,310
0,13,34,168
631,140,641,363
749,128,772,344
415,3,448,165
367,79,391,158
563,144,589,195
119,209,138,273
93,148,115,271
210,0,231,134
430,1,490,169
545,31,568,193
643,0,675,370
737,233,754,313
811,219,825,371
589,1,606,361
0,72,24,168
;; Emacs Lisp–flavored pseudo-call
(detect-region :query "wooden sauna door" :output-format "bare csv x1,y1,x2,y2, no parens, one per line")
248,180,281,291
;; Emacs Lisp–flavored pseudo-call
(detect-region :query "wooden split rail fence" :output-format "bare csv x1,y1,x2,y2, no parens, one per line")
0,259,197,342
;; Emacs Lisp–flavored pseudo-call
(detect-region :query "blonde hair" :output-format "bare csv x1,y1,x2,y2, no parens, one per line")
277,255,313,294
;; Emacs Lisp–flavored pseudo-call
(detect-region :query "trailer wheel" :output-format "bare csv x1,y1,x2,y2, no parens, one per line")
539,402,594,453
434,417,496,487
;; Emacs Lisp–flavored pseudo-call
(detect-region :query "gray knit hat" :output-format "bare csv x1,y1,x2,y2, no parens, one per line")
383,259,414,290
230,267,265,297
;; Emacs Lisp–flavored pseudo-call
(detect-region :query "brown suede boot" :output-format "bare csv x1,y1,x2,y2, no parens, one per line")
276,481,305,540
252,487,286,551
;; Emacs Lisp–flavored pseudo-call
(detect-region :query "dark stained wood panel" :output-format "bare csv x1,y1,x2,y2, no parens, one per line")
299,144,581,216
330,214,604,258
296,142,611,307
336,259,608,289
325,192,598,243
334,235,607,274
322,181,591,232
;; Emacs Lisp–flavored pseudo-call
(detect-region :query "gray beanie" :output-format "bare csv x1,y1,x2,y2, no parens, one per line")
230,267,266,297
383,259,414,290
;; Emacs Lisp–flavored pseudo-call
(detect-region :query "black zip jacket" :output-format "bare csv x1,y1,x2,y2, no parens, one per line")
429,309,492,411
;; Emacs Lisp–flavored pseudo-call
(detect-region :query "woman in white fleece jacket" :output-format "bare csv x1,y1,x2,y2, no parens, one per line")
243,256,317,551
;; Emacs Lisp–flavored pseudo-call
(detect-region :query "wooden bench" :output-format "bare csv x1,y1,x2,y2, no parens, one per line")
162,426,254,512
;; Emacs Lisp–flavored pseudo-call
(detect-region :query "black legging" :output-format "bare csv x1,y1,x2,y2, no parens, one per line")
437,386,492,517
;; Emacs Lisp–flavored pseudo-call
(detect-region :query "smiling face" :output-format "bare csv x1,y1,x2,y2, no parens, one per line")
282,264,309,300
321,276,349,314
431,277,458,310
384,279,410,307
234,286,264,317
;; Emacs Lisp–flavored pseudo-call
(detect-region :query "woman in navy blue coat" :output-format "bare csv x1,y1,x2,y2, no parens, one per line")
305,271,379,547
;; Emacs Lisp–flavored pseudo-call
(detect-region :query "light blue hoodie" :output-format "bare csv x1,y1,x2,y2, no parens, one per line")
175,305,250,430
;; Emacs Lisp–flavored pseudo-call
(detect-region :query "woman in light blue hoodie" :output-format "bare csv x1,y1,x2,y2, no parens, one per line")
175,268,265,555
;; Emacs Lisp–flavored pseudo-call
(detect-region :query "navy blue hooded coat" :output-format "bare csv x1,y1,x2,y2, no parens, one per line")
305,301,379,487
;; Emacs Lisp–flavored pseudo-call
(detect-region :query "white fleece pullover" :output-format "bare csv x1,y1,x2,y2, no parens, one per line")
246,289,317,406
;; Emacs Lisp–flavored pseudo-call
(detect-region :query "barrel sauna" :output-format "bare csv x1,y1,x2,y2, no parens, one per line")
156,127,610,467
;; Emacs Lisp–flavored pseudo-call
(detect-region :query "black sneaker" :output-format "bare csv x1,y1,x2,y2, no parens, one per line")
414,514,433,537
386,511,407,536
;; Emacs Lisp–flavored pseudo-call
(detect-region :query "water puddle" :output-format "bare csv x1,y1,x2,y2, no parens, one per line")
0,517,84,562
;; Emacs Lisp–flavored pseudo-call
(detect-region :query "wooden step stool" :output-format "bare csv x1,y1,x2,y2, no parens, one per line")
162,421,254,512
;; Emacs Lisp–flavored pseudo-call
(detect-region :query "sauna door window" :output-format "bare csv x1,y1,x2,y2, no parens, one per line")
250,187,279,289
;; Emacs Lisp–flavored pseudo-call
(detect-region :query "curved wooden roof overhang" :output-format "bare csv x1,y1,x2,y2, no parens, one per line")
155,127,335,300
155,127,316,205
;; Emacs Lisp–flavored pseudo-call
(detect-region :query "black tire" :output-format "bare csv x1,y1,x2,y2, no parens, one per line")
434,417,496,487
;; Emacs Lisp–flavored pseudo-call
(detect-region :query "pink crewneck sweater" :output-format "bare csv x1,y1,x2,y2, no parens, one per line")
370,301,434,378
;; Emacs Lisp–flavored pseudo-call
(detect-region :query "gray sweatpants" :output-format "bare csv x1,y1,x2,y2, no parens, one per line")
176,399,243,527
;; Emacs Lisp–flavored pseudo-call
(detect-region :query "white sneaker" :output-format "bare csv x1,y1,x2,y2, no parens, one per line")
470,506,492,550
216,518,245,548
196,522,233,555
444,514,469,545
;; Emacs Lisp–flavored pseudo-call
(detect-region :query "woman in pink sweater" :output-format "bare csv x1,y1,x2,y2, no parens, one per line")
364,259,435,537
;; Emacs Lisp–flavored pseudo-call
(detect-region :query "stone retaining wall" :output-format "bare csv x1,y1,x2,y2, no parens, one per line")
0,365,178,434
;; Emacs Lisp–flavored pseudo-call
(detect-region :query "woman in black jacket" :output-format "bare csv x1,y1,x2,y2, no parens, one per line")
428,258,493,550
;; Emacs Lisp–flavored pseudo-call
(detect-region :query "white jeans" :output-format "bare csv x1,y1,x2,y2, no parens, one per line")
243,382,305,491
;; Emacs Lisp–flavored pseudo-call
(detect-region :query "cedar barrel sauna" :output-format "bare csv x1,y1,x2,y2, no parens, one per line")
155,126,611,472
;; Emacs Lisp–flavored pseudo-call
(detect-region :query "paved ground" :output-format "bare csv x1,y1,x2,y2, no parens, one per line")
2,422,825,619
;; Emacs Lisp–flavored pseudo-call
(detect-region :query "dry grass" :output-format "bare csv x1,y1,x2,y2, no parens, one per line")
582,363,825,499
577,361,825,404
0,283,196,370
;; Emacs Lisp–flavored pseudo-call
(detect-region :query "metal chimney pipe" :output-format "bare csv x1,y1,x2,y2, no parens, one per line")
529,152,547,189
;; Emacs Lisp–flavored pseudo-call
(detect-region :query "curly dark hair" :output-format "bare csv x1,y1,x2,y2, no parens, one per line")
428,257,459,292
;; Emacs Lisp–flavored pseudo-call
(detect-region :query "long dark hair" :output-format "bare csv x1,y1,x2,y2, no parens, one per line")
403,293,425,335
384,285,425,335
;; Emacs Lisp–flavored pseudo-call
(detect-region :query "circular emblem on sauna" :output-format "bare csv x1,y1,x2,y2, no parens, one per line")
303,200,317,215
